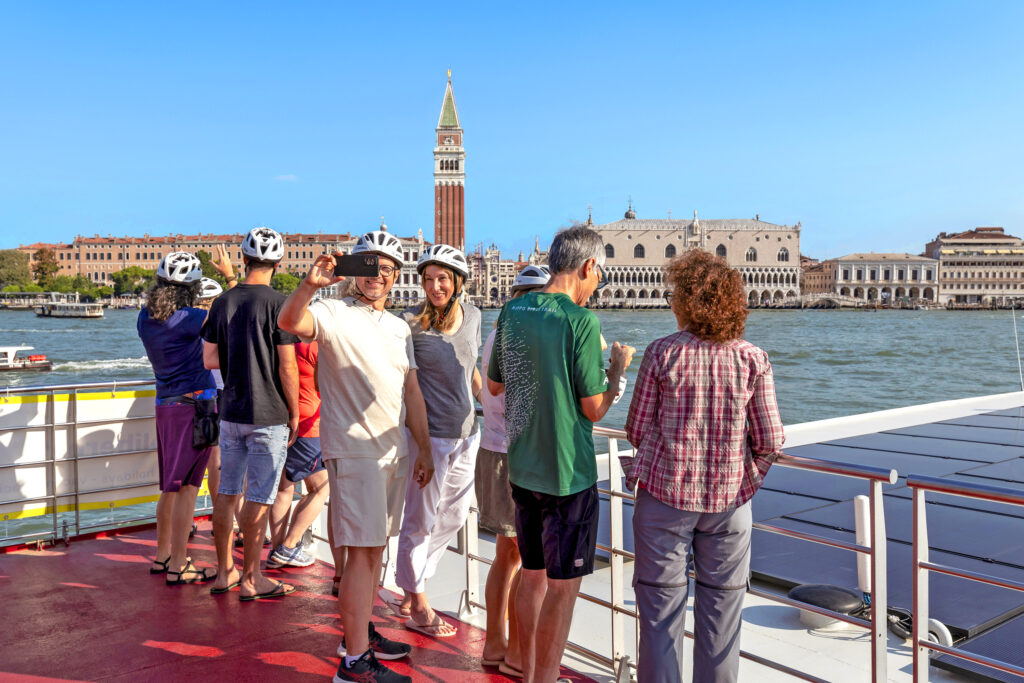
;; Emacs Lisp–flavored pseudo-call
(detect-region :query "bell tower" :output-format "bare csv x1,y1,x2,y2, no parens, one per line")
434,70,465,250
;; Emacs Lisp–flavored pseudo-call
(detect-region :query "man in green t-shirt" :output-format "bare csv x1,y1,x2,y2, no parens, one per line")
487,225,635,683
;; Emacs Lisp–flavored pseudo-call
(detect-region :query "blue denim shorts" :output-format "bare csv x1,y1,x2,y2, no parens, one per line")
218,420,289,504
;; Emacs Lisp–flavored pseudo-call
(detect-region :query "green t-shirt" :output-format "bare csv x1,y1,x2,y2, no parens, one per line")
487,292,608,496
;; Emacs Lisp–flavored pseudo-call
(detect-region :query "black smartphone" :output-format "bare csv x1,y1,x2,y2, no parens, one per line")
333,254,380,277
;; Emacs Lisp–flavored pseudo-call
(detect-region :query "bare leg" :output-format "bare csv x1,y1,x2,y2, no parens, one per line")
338,545,384,657
283,470,329,548
153,490,177,568
483,535,522,661
205,446,221,507
407,590,457,635
327,505,347,593
169,484,200,571
516,568,547,682
211,492,241,591
533,576,583,683
506,569,524,669
268,476,295,548
238,499,290,597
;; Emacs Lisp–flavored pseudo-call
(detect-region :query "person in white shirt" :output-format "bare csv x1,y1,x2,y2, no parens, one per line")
278,231,433,683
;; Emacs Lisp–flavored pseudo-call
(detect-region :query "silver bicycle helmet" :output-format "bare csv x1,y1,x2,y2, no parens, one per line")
511,264,551,292
417,244,469,277
198,277,224,299
352,230,405,267
241,226,285,262
156,252,203,285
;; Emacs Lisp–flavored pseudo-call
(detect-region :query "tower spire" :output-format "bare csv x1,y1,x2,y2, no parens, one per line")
434,71,466,250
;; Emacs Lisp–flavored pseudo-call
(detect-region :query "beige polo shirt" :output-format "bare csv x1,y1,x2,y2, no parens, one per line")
306,297,416,460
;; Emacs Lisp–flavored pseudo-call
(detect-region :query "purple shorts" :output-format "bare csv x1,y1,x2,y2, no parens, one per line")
155,402,213,492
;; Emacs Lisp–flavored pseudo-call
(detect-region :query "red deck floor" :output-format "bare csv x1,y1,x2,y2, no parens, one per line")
0,521,595,682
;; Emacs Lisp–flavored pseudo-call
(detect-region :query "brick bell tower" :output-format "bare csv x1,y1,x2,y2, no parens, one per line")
434,70,465,250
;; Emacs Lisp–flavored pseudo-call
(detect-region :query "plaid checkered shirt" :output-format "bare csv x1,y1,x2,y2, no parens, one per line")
624,330,785,513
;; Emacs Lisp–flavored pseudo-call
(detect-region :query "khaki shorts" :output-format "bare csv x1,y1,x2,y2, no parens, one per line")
473,447,516,537
326,454,408,547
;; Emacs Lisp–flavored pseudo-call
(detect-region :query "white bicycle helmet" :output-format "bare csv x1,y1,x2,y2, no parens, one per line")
156,251,203,285
242,226,284,262
198,277,223,299
352,230,405,267
417,244,469,277
512,264,551,292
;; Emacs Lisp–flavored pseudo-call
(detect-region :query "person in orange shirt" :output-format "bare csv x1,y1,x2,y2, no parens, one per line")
266,341,329,567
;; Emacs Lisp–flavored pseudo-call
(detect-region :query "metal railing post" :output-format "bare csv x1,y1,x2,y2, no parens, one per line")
912,486,930,683
71,389,81,536
461,496,481,619
607,436,628,676
868,479,887,682
47,389,58,542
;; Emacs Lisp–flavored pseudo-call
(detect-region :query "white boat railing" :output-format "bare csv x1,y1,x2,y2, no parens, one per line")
457,425,898,683
908,474,1024,681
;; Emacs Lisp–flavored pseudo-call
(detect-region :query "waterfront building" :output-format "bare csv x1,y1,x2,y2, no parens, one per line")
434,71,466,251
465,243,525,306
824,253,939,304
925,227,1024,305
591,203,802,307
18,226,430,305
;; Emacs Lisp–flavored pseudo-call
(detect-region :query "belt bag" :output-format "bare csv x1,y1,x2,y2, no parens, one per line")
180,396,219,449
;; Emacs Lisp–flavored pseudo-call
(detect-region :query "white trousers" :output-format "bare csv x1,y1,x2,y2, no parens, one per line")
395,430,481,594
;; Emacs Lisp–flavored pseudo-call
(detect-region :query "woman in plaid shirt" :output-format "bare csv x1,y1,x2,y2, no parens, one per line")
625,249,784,683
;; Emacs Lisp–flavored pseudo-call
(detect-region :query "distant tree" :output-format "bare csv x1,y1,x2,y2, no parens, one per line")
196,250,227,286
271,272,301,295
31,248,60,289
70,274,93,292
111,266,155,295
0,250,32,289
2,284,21,292
22,283,44,292
51,275,76,293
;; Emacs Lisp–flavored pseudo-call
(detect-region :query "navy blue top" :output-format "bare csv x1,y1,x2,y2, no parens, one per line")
137,307,216,398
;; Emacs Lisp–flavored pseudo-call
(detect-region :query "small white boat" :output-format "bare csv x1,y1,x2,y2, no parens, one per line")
34,302,104,318
0,346,52,372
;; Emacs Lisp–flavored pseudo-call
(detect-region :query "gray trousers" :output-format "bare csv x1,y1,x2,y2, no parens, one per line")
633,488,752,683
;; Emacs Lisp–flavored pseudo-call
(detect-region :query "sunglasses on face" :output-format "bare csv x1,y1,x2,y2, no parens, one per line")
595,263,609,290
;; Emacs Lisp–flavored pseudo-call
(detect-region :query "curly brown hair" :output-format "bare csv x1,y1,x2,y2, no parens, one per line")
665,248,748,343
145,280,198,322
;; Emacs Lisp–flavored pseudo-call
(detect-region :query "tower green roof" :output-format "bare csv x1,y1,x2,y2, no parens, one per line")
437,75,461,129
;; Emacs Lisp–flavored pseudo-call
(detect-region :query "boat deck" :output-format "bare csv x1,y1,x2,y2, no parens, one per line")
0,521,593,682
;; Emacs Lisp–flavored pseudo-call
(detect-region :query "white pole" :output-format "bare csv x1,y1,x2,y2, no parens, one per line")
854,494,871,593
1013,302,1024,391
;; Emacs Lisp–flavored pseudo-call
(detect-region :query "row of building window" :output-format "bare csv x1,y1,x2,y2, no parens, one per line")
604,244,792,263
439,159,460,171
840,268,932,282
744,247,789,263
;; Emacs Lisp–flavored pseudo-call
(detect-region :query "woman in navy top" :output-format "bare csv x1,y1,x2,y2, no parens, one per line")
137,252,217,585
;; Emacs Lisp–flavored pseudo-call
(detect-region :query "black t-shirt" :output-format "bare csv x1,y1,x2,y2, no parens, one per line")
201,284,299,425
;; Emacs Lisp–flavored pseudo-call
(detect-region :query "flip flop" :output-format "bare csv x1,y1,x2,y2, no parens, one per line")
377,587,411,617
498,661,524,678
481,657,505,667
240,580,295,602
209,579,242,595
404,615,457,638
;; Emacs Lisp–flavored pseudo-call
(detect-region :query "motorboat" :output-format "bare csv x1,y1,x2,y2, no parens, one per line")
34,302,104,318
0,345,52,372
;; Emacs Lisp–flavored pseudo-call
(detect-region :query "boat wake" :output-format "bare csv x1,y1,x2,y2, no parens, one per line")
53,357,151,371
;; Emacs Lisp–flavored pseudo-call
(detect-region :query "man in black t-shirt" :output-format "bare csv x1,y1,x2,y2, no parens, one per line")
202,227,300,600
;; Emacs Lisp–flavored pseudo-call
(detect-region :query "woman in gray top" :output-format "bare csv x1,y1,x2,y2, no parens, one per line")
392,244,482,638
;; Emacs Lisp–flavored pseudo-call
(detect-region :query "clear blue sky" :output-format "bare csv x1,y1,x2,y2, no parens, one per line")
2,2,1022,259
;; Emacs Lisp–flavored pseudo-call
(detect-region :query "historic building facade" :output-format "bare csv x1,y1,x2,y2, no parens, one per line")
827,253,939,303
592,205,802,307
19,224,430,305
434,72,465,251
925,227,1024,305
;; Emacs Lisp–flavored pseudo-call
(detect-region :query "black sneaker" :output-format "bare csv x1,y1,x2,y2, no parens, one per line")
337,623,411,661
333,649,410,683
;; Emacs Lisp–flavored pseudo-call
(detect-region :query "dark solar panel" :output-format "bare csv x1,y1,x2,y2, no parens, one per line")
941,414,1024,431
787,443,980,478
886,423,1024,447
824,432,1018,463
933,612,1024,682
761,466,876,502
750,523,1024,638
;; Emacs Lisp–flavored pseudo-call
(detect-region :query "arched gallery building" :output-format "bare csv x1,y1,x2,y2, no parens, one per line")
592,205,802,307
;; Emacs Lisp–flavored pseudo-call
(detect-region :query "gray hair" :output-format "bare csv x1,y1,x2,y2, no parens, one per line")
547,225,605,275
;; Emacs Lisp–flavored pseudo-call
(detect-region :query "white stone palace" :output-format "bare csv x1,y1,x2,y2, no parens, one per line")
591,203,802,307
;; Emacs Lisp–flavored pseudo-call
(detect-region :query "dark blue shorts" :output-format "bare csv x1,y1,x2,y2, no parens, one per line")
511,483,599,580
284,436,325,483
